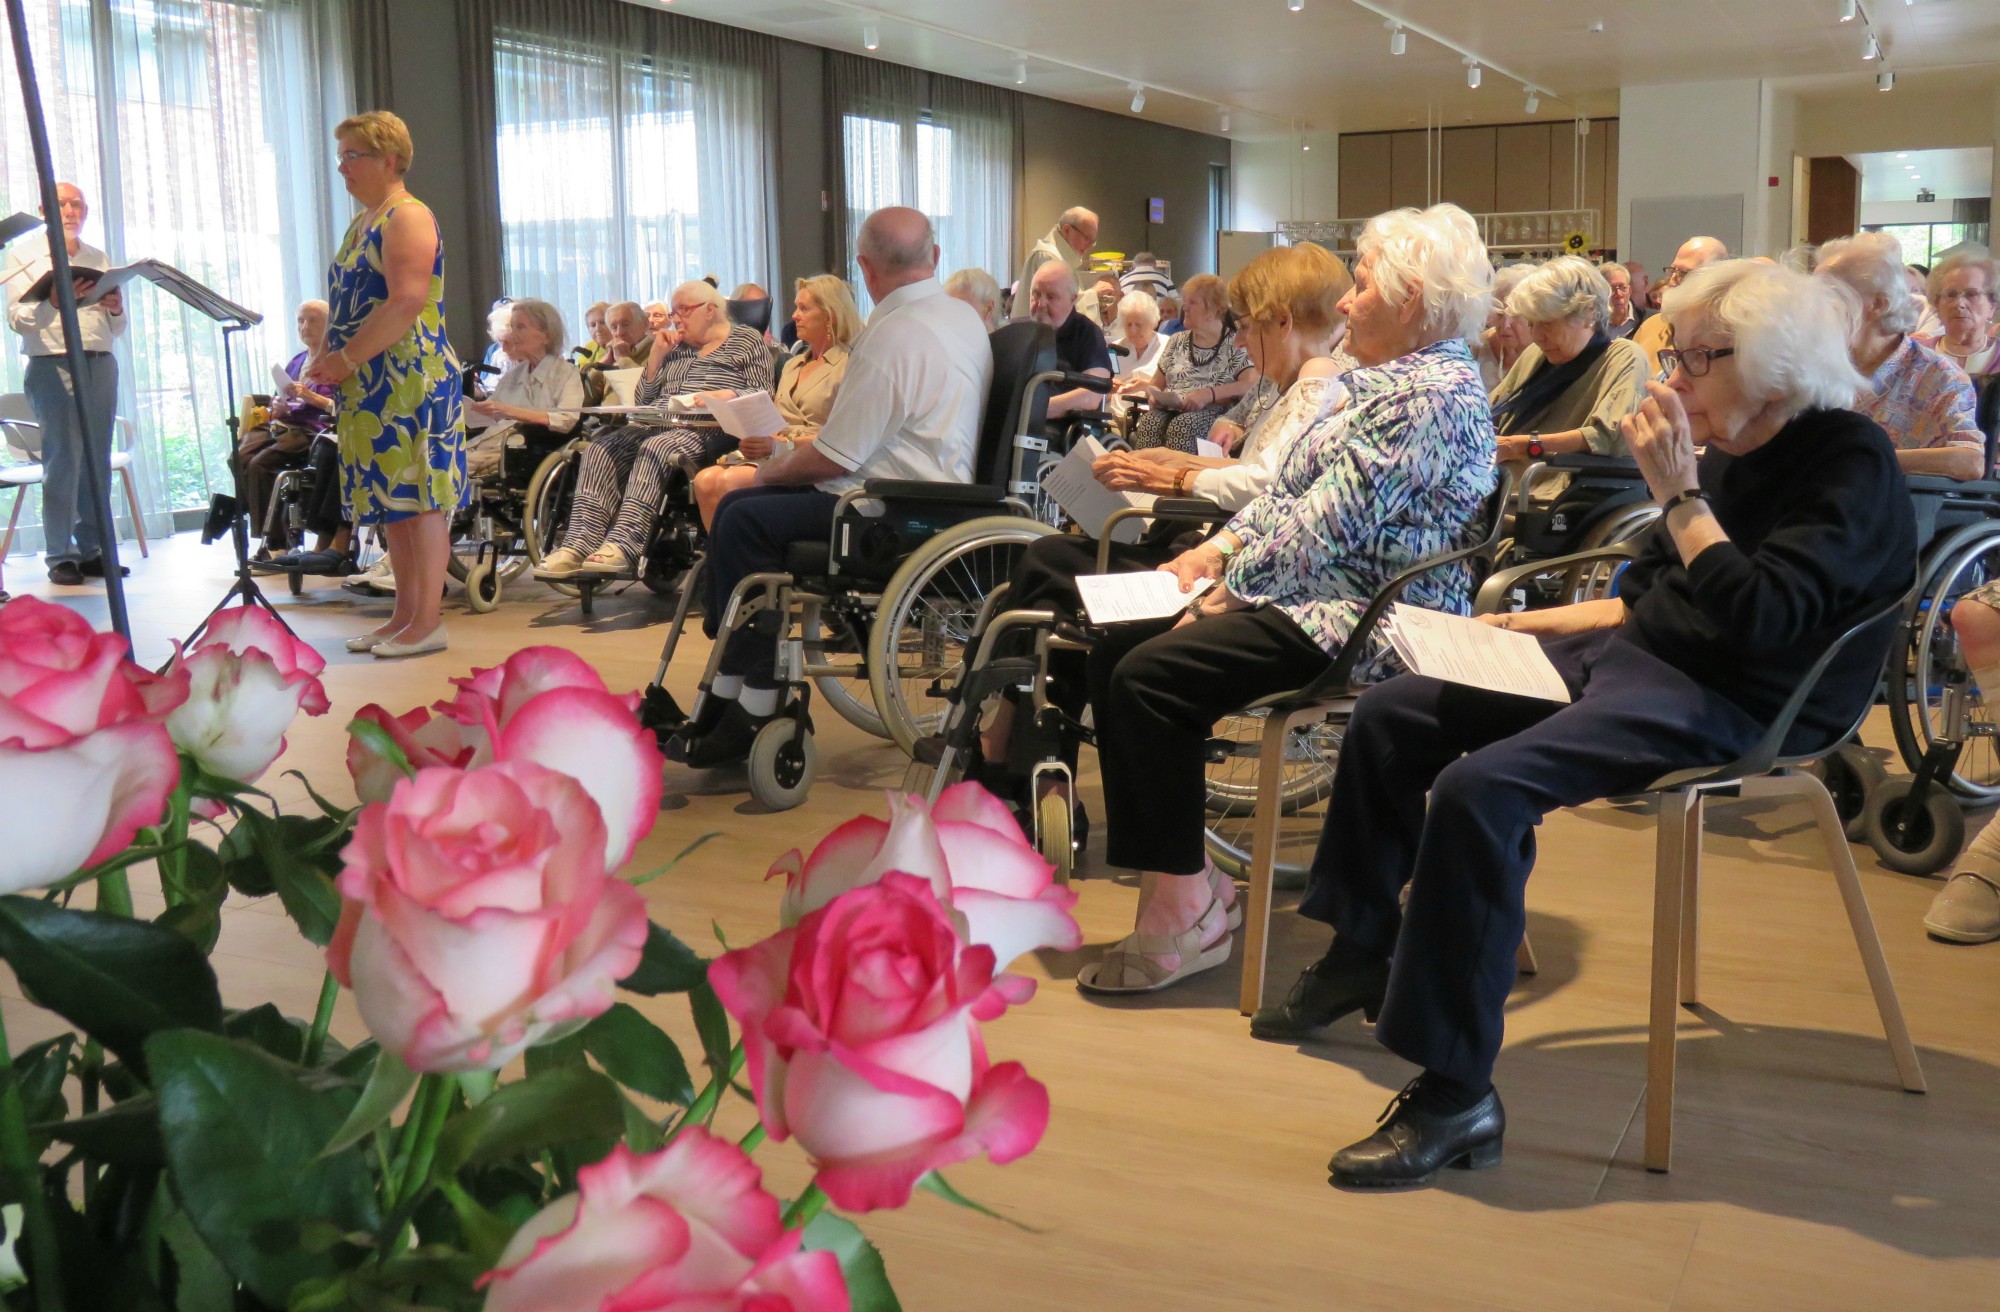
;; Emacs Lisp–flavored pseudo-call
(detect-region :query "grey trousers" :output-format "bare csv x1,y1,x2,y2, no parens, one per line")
23,353,119,564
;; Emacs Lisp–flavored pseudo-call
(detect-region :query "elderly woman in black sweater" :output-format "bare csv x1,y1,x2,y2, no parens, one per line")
1255,260,1917,1189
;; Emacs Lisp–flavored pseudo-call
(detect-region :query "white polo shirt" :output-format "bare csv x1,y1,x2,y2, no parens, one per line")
2,235,128,356
814,277,992,496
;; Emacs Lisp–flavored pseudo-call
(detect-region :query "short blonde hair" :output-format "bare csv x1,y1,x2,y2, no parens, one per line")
794,274,863,347
943,268,1003,330
334,110,414,175
1180,273,1228,321
1229,242,1351,335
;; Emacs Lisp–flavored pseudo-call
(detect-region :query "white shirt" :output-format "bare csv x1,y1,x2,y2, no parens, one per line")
1013,227,1083,321
1192,371,1349,510
814,277,992,496
474,353,585,435
2,235,129,355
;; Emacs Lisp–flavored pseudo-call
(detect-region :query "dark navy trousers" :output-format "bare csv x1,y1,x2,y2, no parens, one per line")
702,484,837,688
1297,627,1766,1088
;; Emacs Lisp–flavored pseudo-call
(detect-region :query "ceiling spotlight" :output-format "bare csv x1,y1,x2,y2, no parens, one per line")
1524,89,1540,114
1013,57,1026,84
1840,0,1857,21
862,20,879,50
1863,31,1880,58
1303,142,1311,151
1878,70,1896,90
1912,174,1922,180
1220,108,1232,132
1388,23,1406,54
1129,83,1146,113
1466,61,1482,89
1288,0,1304,11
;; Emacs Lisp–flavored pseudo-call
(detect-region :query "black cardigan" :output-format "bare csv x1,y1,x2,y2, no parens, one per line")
1615,407,1916,747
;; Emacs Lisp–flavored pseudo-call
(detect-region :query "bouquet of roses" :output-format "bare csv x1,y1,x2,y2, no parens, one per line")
0,598,1078,1310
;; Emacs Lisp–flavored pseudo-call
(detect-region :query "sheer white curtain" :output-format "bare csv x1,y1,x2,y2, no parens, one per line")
489,0,777,341
0,0,354,553
828,53,1018,312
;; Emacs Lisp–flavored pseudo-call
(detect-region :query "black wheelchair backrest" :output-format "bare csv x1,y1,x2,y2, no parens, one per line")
727,297,773,335
1977,373,2000,476
978,321,1059,489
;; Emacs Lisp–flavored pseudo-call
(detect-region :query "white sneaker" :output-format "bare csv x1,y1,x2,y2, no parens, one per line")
342,556,397,596
534,546,587,579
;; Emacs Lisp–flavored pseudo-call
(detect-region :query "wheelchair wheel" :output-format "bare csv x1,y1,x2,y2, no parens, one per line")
1037,790,1075,886
1811,741,1888,841
869,516,1058,757
524,444,585,598
801,596,885,739
1888,527,2000,803
1562,504,1658,604
747,717,817,812
463,560,500,614
1861,778,1965,877
1201,712,1342,892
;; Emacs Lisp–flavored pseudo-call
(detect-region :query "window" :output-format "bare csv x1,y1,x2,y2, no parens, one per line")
1865,222,1993,266
841,113,956,293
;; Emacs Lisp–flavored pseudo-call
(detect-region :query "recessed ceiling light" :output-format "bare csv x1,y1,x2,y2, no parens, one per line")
1911,175,1922,180
862,20,879,50
1897,152,1909,158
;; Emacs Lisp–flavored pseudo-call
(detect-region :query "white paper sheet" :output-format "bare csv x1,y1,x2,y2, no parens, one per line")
1196,438,1225,458
707,391,788,440
1380,604,1572,703
1075,571,1213,625
601,367,642,406
1041,436,1152,542
270,363,293,394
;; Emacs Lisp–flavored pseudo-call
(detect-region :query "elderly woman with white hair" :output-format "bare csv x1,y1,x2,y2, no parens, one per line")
1257,260,1916,1189
537,278,773,579
241,299,338,560
1916,245,1999,378
1489,256,1648,461
1073,205,1497,998
1817,231,1984,479
1473,263,1537,390
942,267,1004,331
462,297,584,481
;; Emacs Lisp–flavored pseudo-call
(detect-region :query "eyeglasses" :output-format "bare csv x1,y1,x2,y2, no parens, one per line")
336,149,379,165
1660,265,1694,289
1657,345,1736,377
1940,288,1994,304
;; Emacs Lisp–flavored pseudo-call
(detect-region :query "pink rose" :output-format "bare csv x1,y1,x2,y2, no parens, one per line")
166,605,329,785
327,759,649,1072
347,647,662,869
710,873,1050,1212
774,784,1080,975
0,598,187,893
480,1132,849,1312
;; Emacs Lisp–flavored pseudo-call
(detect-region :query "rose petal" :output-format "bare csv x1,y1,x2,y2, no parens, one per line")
496,686,663,870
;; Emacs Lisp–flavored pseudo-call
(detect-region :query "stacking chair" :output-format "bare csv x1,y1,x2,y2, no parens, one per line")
0,392,148,559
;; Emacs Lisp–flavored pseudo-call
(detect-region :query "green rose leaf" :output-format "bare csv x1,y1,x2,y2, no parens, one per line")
36,1093,165,1167
319,1047,417,1159
617,922,709,996
431,1065,624,1179
579,1003,695,1107
147,1030,380,1306
0,896,222,1078
801,1212,901,1312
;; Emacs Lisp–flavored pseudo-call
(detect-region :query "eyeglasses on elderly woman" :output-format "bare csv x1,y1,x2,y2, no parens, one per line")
1656,344,1736,377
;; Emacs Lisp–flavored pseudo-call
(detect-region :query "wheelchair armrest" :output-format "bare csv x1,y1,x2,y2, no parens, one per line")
1061,372,1115,394
1472,543,1640,615
1151,497,1230,519
858,480,1006,504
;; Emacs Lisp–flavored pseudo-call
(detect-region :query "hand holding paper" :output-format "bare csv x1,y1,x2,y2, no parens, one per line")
1075,572,1213,625
1379,604,1572,703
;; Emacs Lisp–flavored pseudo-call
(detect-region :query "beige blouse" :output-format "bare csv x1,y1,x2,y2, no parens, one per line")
776,343,850,433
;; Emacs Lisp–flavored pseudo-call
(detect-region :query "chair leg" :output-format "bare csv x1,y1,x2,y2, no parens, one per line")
1645,788,1694,1173
1679,791,1705,1007
1236,707,1312,1016
119,466,148,558
1741,773,1927,1094
1515,932,1539,976
2,488,23,560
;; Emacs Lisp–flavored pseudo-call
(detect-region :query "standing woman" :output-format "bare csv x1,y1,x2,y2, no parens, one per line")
308,110,467,658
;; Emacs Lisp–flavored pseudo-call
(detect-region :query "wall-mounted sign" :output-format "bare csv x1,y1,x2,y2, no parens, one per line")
1148,197,1165,225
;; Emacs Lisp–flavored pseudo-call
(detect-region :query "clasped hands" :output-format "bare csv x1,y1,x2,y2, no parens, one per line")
1093,446,1199,495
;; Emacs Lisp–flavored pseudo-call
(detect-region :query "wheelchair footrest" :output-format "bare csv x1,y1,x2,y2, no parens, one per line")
639,685,690,735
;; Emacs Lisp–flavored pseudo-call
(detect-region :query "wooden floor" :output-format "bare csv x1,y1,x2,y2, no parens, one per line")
9,533,2000,1310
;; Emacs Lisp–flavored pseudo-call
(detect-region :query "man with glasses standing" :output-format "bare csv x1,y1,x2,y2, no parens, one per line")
1,182,128,587
1633,236,1729,377
1015,206,1099,321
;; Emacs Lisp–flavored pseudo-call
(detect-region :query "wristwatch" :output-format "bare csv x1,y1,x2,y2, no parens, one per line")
1662,487,1706,513
1524,435,1545,459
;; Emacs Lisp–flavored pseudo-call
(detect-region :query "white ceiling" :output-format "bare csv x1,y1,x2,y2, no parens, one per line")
1851,146,1995,202
645,0,2000,136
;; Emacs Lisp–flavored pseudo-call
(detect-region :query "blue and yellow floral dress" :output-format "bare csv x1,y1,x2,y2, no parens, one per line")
324,194,467,526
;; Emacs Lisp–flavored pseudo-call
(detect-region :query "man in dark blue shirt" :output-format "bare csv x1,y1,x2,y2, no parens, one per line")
1024,259,1111,419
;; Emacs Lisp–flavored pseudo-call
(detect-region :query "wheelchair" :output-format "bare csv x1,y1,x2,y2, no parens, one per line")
902,470,1515,886
1491,452,1660,608
638,320,1112,809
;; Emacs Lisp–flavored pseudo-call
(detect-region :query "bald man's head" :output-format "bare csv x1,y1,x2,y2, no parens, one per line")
1057,207,1099,257
1027,260,1080,329
856,206,938,302
606,301,646,354
1661,236,1729,295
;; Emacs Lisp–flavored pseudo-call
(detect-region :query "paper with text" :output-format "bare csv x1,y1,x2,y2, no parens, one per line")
706,391,788,440
602,367,642,406
1042,435,1153,542
1197,438,1226,458
270,363,293,394
1380,604,1572,703
1076,571,1213,625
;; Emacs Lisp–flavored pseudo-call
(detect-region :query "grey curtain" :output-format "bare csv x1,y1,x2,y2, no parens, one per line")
347,0,393,112
456,0,502,318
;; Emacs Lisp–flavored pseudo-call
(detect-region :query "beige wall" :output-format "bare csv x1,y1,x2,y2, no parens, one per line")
1021,98,1232,281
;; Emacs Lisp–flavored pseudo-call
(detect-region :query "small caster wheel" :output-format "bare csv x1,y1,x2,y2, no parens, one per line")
1862,778,1966,877
1816,742,1886,841
287,570,303,596
1036,790,1074,886
465,560,500,613
747,717,816,811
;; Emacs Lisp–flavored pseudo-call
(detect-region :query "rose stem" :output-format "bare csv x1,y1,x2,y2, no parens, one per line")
301,971,339,1067
780,1182,828,1231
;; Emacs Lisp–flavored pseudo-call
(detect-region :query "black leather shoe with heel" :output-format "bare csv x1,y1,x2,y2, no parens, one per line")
1328,1079,1505,1189
1248,947,1390,1041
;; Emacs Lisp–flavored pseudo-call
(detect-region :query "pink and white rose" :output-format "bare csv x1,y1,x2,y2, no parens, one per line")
166,605,329,785
327,759,649,1072
480,1132,849,1312
0,597,187,893
774,784,1080,976
710,872,1051,1213
347,647,661,869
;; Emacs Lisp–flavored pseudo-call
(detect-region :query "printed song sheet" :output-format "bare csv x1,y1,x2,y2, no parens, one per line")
1075,571,1212,625
1041,436,1152,542
1380,604,1571,703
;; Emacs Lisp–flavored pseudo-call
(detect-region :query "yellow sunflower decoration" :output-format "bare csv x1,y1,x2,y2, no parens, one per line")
1563,229,1590,255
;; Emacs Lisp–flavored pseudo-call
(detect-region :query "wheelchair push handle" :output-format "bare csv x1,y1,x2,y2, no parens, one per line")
1029,368,1115,396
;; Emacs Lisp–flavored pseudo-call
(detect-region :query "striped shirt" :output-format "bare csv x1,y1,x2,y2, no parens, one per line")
634,323,773,405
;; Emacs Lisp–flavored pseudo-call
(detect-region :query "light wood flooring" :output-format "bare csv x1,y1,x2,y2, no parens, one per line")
8,533,2000,1310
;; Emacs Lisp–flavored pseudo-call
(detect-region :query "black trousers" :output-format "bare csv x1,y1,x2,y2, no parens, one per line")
1092,606,1330,876
1297,628,1765,1088
702,484,837,688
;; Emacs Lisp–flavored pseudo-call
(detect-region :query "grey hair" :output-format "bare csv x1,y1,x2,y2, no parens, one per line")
671,280,726,315
1664,260,1866,412
858,211,938,274
296,299,329,318
1817,231,1921,335
942,268,1002,329
1489,264,1537,317
1116,289,1161,330
609,300,645,322
1359,204,1495,342
1927,244,1999,305
1778,245,1820,275
507,297,566,354
1059,206,1098,230
1508,256,1611,334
